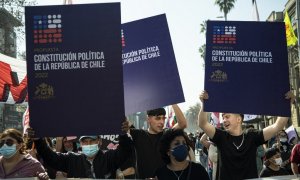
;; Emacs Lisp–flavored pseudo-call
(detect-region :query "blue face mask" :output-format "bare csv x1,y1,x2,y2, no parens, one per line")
81,144,99,158
171,144,188,162
0,144,18,159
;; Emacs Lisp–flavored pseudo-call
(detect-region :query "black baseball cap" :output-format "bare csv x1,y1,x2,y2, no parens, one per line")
265,148,279,159
147,108,166,116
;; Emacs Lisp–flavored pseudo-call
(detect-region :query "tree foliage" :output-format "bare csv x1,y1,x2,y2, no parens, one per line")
214,0,236,21
0,0,35,24
1,0,36,58
185,103,201,132
199,21,207,67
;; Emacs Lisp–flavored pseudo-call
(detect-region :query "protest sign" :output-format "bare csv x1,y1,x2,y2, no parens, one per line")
25,3,123,136
122,14,184,115
204,21,290,116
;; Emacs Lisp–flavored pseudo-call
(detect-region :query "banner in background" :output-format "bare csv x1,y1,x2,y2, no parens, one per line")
204,21,290,116
0,53,27,103
122,14,185,115
165,106,177,128
25,3,123,137
22,106,30,134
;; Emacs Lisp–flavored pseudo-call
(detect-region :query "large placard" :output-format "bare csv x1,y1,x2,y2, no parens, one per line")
122,14,185,115
204,21,290,116
25,3,123,137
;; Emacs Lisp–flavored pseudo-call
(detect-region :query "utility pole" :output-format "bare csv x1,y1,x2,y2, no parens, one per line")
295,0,300,125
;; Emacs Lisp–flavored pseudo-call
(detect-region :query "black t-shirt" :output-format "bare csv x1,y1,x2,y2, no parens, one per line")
259,166,289,177
130,129,164,179
211,128,265,180
155,161,210,180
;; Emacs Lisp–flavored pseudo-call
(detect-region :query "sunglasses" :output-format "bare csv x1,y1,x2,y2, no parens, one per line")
0,139,15,148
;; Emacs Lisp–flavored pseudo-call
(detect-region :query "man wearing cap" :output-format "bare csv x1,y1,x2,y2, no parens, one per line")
122,104,187,179
259,147,289,177
198,90,294,180
31,133,133,179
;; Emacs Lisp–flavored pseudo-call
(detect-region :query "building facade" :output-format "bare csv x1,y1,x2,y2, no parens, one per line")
266,0,300,132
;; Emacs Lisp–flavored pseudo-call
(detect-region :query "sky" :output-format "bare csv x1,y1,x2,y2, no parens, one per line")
31,0,288,111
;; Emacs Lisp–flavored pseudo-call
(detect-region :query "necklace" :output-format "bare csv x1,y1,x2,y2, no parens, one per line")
171,169,184,180
232,133,244,150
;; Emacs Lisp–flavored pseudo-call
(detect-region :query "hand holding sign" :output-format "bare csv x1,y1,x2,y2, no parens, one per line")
199,90,209,103
285,91,295,104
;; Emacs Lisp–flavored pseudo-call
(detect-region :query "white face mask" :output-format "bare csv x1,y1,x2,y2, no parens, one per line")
280,138,288,142
274,157,282,166
0,144,18,159
81,144,99,158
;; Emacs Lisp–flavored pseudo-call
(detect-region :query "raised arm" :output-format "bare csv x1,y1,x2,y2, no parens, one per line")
172,104,187,129
263,117,288,141
263,91,295,141
198,91,215,139
55,137,63,152
200,133,210,149
104,133,134,172
26,128,69,173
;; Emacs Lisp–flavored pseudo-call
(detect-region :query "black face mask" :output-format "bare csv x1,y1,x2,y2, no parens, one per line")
171,144,188,162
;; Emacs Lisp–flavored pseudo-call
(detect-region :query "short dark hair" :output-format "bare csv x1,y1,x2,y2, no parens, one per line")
265,147,279,159
221,113,244,121
147,108,166,116
159,129,190,164
277,130,288,137
240,114,244,121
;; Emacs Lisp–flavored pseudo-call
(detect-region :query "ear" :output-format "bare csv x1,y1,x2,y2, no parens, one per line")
236,115,242,123
167,150,171,156
147,116,151,123
238,117,242,123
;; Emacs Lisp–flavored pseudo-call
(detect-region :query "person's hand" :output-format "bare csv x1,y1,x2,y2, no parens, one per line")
121,118,131,133
25,127,40,141
285,91,296,104
199,90,209,103
36,172,49,180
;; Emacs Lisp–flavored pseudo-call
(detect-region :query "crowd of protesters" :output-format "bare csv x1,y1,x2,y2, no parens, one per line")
0,90,299,180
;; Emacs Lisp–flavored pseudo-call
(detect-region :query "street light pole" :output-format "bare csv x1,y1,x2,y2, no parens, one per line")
295,0,300,125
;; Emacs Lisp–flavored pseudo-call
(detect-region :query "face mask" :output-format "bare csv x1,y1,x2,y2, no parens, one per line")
280,138,288,143
81,144,99,158
0,144,18,159
171,144,188,162
65,147,73,152
274,157,282,166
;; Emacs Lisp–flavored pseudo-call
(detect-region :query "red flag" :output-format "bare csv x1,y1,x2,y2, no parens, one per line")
22,106,30,134
166,106,177,128
210,112,221,128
